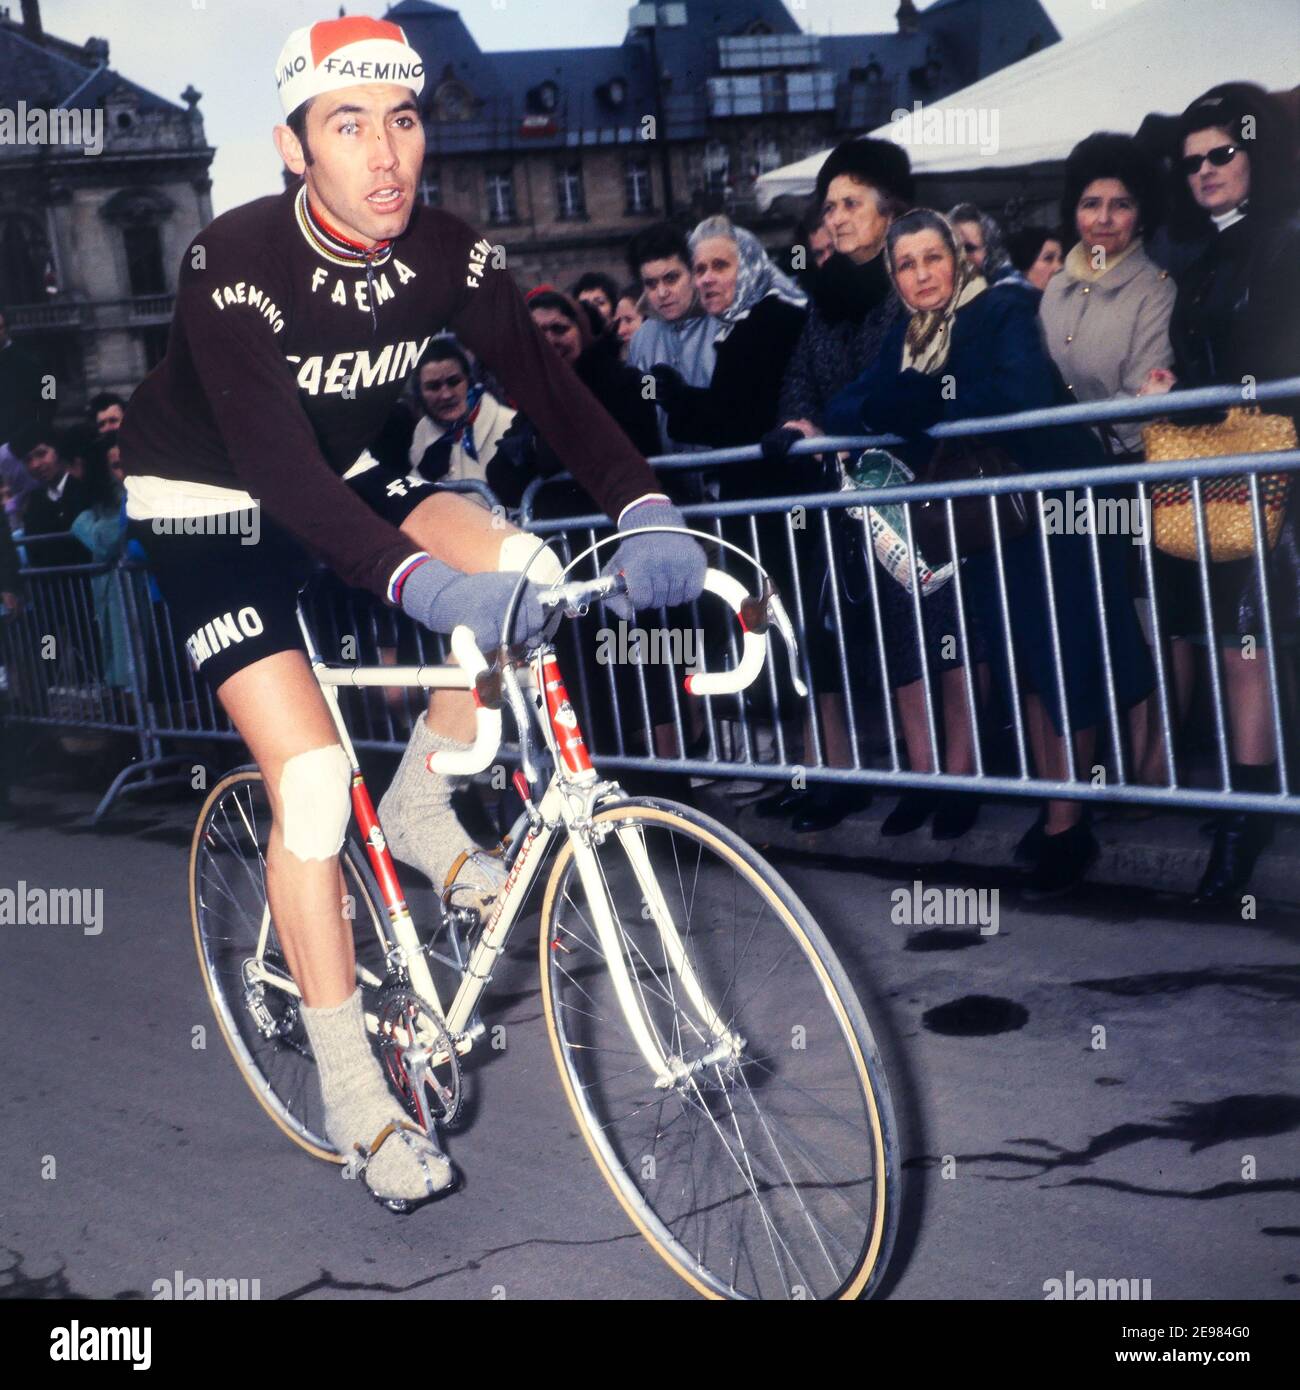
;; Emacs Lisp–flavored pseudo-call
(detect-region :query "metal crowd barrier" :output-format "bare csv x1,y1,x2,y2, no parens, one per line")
0,380,1296,822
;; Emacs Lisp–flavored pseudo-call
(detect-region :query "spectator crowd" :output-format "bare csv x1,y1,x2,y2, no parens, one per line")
1,80,1297,908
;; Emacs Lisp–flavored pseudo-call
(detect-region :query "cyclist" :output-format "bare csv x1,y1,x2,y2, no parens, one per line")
120,16,705,1209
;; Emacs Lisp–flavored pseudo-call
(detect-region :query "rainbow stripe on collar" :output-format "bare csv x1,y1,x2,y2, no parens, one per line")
294,184,395,269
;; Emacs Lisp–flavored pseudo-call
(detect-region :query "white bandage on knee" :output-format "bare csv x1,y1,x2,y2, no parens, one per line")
278,744,353,862
498,531,564,588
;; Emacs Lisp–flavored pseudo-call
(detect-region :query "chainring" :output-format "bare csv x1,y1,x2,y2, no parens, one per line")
375,985,463,1129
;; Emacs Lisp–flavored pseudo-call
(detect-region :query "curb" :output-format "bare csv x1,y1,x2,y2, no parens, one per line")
692,781,1300,913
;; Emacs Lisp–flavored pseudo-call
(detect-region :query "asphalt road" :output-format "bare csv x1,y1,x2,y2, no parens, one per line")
1,784,1296,1301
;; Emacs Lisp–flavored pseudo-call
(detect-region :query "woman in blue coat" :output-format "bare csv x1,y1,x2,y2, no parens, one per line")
826,209,1156,897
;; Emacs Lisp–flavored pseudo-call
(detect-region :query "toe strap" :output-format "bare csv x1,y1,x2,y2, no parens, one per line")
355,1121,448,1200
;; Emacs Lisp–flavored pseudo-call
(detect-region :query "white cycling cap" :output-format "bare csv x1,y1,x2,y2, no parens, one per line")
275,16,425,118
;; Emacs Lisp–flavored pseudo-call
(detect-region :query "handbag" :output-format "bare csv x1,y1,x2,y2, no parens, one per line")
1142,407,1295,562
910,439,1030,565
839,450,954,598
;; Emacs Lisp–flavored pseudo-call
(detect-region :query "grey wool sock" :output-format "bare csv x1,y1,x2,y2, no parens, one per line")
299,987,451,1201
377,716,506,897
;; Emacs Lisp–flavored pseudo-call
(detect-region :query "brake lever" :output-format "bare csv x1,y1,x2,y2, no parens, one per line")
734,577,809,701
500,662,541,788
766,591,809,698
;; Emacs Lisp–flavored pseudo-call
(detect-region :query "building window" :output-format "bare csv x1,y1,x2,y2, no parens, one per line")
434,80,473,122
419,169,441,207
624,156,653,214
123,225,166,297
703,140,730,196
139,325,170,371
0,214,49,305
486,169,517,225
753,138,782,178
555,163,586,220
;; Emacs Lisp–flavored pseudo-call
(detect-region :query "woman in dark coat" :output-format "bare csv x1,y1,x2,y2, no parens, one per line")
488,287,662,515
646,218,809,771
830,209,1157,897
760,139,931,832
757,141,911,831
486,287,692,778
648,216,807,477
1142,83,1300,906
771,142,990,840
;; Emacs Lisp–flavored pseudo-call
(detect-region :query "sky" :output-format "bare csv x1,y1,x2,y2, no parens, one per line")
42,0,1148,214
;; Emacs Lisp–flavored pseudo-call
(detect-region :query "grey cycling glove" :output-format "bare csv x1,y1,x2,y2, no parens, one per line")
602,497,707,621
397,555,547,653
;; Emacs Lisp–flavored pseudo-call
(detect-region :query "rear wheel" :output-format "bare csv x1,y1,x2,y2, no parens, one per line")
538,797,898,1300
189,767,390,1161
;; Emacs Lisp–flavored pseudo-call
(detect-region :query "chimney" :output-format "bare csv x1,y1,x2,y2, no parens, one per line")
895,0,919,36
21,0,42,41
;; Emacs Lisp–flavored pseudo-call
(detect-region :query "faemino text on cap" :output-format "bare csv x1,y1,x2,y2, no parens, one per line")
275,16,426,119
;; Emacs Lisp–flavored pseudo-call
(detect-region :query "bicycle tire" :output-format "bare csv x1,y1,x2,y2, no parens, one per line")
189,766,391,1162
538,796,899,1300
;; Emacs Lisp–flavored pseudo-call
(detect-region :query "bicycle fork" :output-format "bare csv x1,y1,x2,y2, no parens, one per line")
569,825,744,1090
538,654,741,1089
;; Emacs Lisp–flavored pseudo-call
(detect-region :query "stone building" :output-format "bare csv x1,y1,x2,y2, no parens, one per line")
386,0,1059,287
0,0,214,421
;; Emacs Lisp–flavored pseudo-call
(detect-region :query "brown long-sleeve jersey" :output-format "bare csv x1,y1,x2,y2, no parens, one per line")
120,184,657,600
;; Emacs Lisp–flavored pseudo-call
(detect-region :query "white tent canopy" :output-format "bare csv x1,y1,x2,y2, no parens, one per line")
757,0,1299,207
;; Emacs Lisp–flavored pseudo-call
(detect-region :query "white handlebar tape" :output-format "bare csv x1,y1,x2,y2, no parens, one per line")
684,569,768,697
427,625,503,776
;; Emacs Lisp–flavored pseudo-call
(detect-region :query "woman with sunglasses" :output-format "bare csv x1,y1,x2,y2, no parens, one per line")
1142,83,1300,908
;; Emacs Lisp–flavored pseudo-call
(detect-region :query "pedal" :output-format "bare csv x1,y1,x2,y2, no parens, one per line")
440,844,508,921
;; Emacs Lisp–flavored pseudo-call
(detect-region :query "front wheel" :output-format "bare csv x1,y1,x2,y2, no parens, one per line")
538,797,898,1300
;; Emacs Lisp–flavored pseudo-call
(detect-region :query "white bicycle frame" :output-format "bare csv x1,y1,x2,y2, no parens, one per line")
244,566,801,1091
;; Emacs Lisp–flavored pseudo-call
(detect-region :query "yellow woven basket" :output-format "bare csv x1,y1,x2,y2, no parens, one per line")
1142,407,1295,562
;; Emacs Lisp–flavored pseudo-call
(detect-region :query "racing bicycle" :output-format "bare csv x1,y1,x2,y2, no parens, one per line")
188,539,900,1300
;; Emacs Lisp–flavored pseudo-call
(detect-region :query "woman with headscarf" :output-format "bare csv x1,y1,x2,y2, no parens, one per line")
948,203,1014,284
1141,82,1300,907
830,209,1157,897
648,216,808,468
643,219,808,777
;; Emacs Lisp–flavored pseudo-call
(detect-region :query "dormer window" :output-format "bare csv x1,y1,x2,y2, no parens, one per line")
528,81,560,115
433,79,473,122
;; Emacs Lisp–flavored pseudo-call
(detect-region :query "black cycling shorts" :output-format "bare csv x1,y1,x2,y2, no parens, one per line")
128,465,436,693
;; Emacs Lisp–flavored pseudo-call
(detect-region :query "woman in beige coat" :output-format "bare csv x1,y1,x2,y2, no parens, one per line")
1040,133,1175,789
1041,133,1176,457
